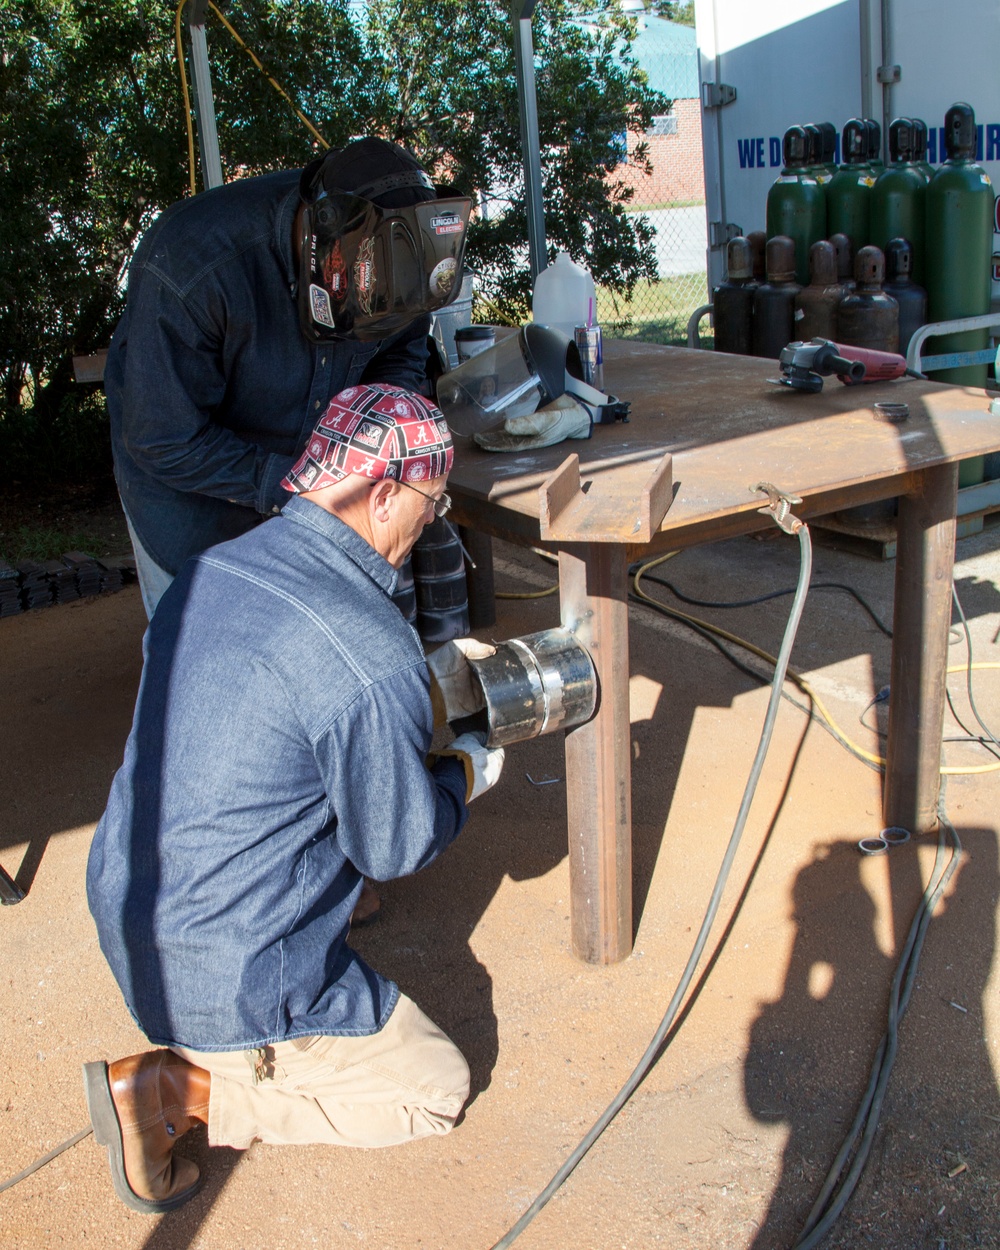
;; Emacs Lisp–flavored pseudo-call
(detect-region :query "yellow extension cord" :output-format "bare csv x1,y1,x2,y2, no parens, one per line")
174,0,330,197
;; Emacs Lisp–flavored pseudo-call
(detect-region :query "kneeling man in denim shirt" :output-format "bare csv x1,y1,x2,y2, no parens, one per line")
84,384,503,1214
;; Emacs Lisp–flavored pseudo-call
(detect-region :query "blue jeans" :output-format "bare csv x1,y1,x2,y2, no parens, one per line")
122,507,173,619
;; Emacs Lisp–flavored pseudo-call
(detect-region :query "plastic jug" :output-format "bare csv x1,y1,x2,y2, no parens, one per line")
531,252,597,337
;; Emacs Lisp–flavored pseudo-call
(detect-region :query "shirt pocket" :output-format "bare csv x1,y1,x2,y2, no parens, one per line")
344,343,379,386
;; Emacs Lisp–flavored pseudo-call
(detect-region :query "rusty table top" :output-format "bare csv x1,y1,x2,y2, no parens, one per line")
447,340,1000,550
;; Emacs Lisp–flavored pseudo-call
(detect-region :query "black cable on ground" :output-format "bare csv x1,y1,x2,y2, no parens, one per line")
789,794,962,1249
629,572,893,638
489,520,815,1249
0,1126,93,1195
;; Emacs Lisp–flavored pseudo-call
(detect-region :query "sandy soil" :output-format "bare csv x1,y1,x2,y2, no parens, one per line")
2,525,998,1249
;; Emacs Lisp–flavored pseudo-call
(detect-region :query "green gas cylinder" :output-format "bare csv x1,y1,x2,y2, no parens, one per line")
870,118,926,284
865,118,885,174
924,102,993,395
766,127,826,285
813,121,839,177
826,119,876,251
910,118,935,182
803,123,833,185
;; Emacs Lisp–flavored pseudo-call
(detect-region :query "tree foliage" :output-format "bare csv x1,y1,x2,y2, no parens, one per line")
0,0,666,464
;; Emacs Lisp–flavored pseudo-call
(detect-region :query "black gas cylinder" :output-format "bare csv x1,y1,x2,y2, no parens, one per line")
883,238,927,355
752,236,801,359
713,237,756,356
794,240,847,342
837,246,899,352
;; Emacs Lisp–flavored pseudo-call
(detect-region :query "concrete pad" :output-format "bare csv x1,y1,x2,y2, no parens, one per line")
1,522,997,1248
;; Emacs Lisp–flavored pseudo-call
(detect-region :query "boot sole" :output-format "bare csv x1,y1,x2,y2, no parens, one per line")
83,1061,202,1214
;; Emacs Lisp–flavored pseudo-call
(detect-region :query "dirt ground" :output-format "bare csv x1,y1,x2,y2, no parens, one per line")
2,520,999,1249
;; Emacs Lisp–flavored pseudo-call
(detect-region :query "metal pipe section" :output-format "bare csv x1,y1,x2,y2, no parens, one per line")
466,627,597,748
187,1,224,190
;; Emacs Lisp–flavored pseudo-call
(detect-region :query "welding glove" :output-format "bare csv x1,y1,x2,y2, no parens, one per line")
473,394,592,453
426,637,496,727
437,732,505,802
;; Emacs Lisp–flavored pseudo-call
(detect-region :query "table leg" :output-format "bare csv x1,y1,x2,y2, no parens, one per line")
883,463,959,833
559,545,632,963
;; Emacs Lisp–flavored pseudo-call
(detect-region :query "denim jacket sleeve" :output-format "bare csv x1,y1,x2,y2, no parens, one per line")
314,664,468,882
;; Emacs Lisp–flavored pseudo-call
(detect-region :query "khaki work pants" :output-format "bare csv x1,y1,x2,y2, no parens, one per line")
171,994,470,1151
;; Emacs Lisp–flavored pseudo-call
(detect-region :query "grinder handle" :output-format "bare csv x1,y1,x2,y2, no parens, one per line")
832,343,908,384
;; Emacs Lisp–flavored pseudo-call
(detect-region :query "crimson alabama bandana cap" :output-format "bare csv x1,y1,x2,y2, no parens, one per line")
282,384,454,494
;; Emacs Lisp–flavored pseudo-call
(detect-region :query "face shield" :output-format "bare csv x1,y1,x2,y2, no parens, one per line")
299,188,472,343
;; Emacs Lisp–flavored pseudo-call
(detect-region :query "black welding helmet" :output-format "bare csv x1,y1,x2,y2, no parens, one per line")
298,138,473,343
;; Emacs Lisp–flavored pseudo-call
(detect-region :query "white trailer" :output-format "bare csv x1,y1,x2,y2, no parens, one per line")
695,0,1000,296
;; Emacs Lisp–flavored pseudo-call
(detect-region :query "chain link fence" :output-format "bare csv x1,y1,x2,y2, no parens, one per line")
599,16,712,346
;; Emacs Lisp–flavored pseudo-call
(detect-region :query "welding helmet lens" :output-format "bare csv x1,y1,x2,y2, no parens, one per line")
299,188,472,343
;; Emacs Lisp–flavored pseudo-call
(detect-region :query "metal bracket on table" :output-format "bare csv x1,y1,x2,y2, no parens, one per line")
540,452,674,543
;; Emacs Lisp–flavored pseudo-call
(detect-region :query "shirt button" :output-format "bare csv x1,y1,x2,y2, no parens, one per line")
314,399,321,410
321,356,327,366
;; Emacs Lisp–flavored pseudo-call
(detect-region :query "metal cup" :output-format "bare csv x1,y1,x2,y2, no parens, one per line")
574,325,604,391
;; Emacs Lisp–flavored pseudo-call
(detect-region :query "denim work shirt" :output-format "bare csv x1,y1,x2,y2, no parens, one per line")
104,169,429,576
86,496,468,1051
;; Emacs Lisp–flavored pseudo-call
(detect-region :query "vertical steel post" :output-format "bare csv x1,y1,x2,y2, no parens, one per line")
883,463,958,832
512,0,548,280
559,545,632,963
187,0,224,190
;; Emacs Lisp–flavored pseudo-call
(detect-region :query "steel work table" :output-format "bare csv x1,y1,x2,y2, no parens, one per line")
446,340,1000,964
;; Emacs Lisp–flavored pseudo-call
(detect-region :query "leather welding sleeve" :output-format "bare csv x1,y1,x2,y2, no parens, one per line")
434,733,506,803
425,638,496,727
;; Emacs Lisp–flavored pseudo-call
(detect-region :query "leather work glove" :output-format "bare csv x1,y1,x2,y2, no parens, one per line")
473,394,592,453
437,732,505,802
426,637,496,727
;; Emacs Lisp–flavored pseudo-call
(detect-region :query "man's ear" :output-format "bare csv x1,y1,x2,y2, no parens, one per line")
370,477,398,522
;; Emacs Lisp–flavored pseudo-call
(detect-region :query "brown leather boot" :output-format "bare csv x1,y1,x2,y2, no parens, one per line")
84,1049,210,1213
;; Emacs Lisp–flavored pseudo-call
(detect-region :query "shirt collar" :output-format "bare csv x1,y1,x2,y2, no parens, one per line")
281,495,399,595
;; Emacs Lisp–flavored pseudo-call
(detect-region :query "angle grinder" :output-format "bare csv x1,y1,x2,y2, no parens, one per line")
772,338,918,393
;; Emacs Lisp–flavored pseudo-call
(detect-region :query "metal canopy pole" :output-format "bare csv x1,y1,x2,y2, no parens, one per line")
512,0,548,280
187,0,224,190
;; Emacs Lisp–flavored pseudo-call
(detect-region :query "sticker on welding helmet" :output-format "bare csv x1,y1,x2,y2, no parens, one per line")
431,212,464,235
429,257,457,300
309,284,335,329
354,238,376,315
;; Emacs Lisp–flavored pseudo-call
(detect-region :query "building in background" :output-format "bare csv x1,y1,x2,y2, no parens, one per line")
610,13,710,343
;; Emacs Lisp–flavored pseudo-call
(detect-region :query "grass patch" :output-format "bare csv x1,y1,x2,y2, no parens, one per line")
626,198,706,212
1,525,106,562
598,275,713,348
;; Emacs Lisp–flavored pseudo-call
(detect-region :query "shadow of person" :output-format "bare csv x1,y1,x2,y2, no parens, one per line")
744,828,1000,1248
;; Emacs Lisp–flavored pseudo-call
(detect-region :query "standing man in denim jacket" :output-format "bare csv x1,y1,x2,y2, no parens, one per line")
84,385,503,1215
105,138,472,618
